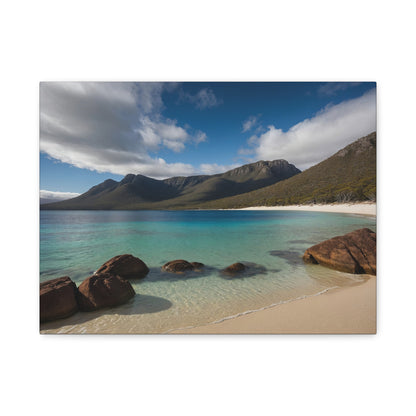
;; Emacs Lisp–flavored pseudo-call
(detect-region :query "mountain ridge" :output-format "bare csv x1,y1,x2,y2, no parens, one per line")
41,159,301,210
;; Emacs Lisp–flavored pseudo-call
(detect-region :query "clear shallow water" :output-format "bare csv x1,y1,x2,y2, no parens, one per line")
40,210,376,333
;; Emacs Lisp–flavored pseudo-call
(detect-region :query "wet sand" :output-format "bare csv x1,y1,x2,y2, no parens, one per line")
172,277,376,334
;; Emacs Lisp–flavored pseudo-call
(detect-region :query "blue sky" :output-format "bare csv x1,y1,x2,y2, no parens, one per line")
40,82,376,200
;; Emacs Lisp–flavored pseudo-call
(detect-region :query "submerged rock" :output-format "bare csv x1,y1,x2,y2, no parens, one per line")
96,254,149,280
161,260,204,273
222,262,247,276
303,228,376,275
269,250,303,265
40,276,79,323
77,273,136,311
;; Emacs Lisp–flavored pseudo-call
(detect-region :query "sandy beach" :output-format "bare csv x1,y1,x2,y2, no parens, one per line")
236,202,376,217
172,276,376,334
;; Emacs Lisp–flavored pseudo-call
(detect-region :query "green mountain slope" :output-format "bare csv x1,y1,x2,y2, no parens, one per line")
198,132,376,209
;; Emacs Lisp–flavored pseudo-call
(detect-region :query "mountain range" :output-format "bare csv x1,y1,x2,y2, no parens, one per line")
41,159,300,210
41,132,376,210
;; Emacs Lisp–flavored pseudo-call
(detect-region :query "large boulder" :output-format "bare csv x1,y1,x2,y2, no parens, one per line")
96,254,149,280
303,228,376,275
222,262,247,276
161,260,204,273
40,276,79,323
77,273,136,312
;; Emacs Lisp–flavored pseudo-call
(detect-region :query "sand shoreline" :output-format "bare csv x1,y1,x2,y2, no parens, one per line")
172,276,376,334
41,276,376,334
231,202,376,217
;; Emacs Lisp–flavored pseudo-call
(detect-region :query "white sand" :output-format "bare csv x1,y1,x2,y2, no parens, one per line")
235,202,376,216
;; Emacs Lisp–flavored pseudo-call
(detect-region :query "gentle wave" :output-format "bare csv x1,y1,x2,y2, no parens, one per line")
163,285,340,333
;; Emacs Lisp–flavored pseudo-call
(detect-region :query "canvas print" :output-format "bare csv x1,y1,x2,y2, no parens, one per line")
39,82,376,334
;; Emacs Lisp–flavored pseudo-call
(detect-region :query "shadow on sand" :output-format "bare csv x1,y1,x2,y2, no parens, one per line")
40,294,173,331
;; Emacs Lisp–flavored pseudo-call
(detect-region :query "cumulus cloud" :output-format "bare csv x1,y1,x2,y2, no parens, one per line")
40,82,208,178
182,88,222,109
242,115,259,132
241,89,376,170
40,190,80,204
137,116,199,153
194,131,207,144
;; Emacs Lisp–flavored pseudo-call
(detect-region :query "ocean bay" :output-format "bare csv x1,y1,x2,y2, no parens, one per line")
40,210,376,333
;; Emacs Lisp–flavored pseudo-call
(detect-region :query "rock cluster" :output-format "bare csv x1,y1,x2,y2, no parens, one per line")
40,254,146,323
39,255,210,323
303,228,376,275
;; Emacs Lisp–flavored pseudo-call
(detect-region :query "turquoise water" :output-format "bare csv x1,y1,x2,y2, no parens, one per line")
40,210,376,333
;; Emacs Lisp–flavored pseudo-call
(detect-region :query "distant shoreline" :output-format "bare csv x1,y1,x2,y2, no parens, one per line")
41,202,377,217
231,202,376,217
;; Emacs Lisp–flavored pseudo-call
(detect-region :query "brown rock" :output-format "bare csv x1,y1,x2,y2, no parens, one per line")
303,228,376,275
77,273,136,312
40,276,79,323
162,260,195,273
96,254,149,280
222,262,247,275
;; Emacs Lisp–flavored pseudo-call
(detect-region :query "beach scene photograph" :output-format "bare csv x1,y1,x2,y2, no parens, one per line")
39,81,377,334
6,1,416,415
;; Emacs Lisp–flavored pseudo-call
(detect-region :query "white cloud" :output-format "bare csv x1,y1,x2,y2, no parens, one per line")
242,115,258,132
40,190,80,203
194,131,207,144
137,116,190,153
40,82,208,178
183,88,222,109
241,89,376,170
